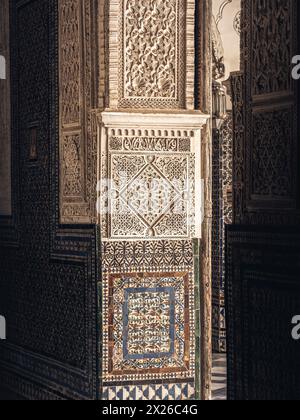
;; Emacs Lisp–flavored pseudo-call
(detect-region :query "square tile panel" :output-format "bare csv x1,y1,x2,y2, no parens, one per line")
103,271,194,382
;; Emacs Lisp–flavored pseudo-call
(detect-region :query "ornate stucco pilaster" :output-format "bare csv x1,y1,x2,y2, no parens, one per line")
98,0,210,401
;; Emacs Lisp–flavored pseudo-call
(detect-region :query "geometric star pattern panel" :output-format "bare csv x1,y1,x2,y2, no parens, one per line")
100,125,197,240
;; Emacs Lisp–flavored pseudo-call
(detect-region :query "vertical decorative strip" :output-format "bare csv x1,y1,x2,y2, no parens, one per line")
59,0,99,224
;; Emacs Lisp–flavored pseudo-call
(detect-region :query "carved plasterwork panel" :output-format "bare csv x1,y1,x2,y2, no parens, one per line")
62,133,84,197
109,151,193,239
231,71,244,224
99,116,206,240
124,0,177,100
252,109,293,199
59,0,98,224
233,0,299,225
109,0,195,110
252,0,292,96
212,17,225,80
233,10,241,35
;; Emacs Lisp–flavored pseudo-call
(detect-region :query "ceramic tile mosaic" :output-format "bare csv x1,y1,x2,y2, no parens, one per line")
212,114,233,353
212,354,227,401
123,287,176,360
103,383,195,401
100,239,198,400
103,272,195,381
101,240,194,273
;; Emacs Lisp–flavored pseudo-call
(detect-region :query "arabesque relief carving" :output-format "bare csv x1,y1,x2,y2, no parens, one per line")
59,0,98,224
252,0,292,95
124,0,177,99
234,0,298,225
99,113,208,241
109,0,195,110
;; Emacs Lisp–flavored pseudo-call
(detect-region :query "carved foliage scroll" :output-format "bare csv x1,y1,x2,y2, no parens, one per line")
124,0,177,100
109,0,195,110
60,0,81,125
0,0,98,400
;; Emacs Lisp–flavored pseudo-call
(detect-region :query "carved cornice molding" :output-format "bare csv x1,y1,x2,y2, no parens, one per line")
101,111,210,129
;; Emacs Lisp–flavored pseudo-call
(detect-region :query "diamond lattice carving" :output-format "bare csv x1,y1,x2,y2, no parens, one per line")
110,154,191,239
99,114,209,241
